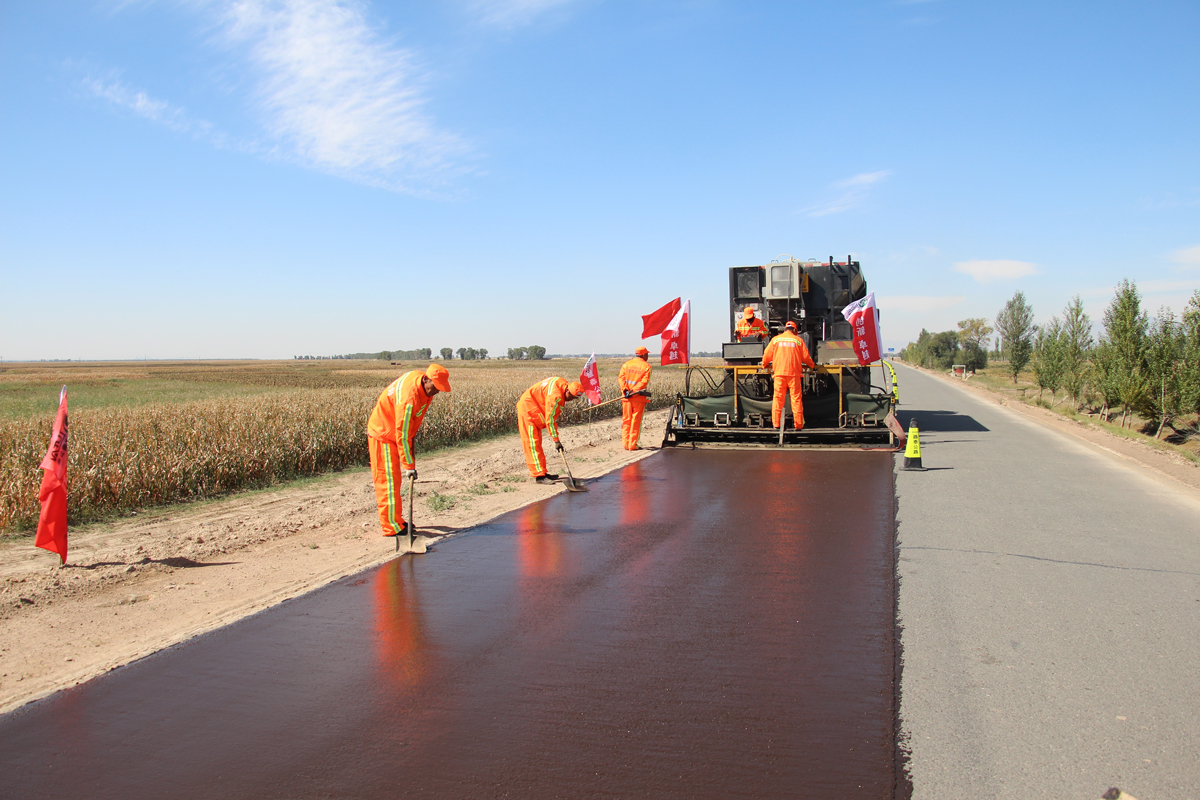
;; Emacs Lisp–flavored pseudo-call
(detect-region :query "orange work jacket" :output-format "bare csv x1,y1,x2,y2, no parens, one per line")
736,317,768,341
762,331,816,377
367,370,433,469
518,377,571,440
618,357,652,396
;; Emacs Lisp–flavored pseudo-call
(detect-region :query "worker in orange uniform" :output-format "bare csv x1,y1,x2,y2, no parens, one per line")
618,346,653,450
367,364,452,537
761,321,815,430
516,377,584,484
736,306,768,341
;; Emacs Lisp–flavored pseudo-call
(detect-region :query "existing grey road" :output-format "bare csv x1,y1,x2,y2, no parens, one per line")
894,363,1200,798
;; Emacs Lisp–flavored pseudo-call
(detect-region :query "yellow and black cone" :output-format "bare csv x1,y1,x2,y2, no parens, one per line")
902,421,923,470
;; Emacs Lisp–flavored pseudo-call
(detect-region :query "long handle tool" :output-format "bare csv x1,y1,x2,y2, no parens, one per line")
556,444,588,492
406,473,416,551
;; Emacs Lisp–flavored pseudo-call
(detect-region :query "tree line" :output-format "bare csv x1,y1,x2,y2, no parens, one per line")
903,282,1200,438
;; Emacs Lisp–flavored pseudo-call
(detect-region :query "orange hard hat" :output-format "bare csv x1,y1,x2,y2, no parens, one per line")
743,307,755,318
568,380,584,396
635,346,649,356
785,321,798,331
425,363,451,392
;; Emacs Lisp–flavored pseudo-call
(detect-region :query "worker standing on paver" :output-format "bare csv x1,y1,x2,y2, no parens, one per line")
517,377,584,484
367,364,451,537
618,346,653,450
761,321,815,430
736,306,768,341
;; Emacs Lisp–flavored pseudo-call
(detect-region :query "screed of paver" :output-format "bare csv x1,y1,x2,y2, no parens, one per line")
0,449,904,800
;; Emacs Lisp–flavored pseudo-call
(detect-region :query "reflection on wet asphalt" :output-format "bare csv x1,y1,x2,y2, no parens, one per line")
0,449,902,799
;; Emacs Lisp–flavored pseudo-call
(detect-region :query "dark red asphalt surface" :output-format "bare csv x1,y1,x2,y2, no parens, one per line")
0,449,904,799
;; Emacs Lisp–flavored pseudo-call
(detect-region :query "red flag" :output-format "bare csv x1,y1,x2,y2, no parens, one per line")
660,299,690,366
579,351,602,405
36,386,69,564
641,297,681,339
842,292,882,365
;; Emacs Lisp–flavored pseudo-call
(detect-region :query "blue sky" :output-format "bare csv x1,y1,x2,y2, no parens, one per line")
2,0,1198,360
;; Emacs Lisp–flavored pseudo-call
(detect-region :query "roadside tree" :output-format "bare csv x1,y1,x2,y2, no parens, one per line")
1060,295,1093,408
995,291,1035,383
956,318,993,372
1181,291,1200,421
1031,318,1067,404
1100,280,1149,427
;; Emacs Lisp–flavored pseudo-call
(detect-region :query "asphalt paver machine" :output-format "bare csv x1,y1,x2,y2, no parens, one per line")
663,255,902,447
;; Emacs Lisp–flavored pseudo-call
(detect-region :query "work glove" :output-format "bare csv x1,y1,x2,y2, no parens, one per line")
554,440,564,453
623,390,631,398
401,468,417,481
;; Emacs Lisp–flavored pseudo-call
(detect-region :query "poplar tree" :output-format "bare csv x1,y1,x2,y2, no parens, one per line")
1181,291,1200,420
995,291,1035,383
1031,318,1067,404
1145,308,1183,438
1100,280,1149,428
1060,295,1093,408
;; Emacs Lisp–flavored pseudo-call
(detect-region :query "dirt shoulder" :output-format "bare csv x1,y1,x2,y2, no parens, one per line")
0,411,668,715
906,363,1200,497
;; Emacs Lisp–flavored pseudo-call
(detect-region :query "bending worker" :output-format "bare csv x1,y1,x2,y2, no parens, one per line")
367,363,451,537
761,321,815,430
517,377,584,484
618,346,652,450
736,306,768,341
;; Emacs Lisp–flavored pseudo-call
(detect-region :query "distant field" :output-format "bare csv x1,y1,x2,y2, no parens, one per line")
0,358,713,533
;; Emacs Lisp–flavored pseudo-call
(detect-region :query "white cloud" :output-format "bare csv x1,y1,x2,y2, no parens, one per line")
877,295,965,314
213,0,465,192
1169,244,1200,268
953,259,1039,283
467,0,578,27
84,76,228,146
804,170,892,217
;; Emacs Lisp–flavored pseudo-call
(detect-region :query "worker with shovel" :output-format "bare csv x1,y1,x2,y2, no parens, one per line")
367,364,451,537
762,321,815,430
517,377,584,484
619,346,653,450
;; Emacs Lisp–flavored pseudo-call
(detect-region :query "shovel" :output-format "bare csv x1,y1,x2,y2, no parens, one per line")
556,444,588,492
393,473,428,555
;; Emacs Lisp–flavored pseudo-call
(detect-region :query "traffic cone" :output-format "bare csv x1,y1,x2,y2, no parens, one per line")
902,420,923,470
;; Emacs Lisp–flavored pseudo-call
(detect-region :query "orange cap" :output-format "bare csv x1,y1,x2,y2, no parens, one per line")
425,363,451,392
743,307,755,318
568,380,584,396
635,346,649,356
785,321,798,331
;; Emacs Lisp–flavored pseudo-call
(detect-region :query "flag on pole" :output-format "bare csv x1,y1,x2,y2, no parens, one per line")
579,351,602,405
660,300,690,366
641,297,682,339
35,386,69,564
842,292,882,365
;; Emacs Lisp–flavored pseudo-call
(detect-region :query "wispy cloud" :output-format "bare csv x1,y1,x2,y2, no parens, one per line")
1169,244,1200,268
467,0,579,27
84,75,230,147
877,295,965,314
953,259,1039,283
215,0,466,192
804,170,892,217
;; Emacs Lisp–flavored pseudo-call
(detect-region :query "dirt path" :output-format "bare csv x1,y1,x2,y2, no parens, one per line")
912,364,1200,496
0,411,668,715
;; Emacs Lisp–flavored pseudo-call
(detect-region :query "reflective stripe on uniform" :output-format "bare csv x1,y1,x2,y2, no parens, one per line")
527,423,542,473
400,402,414,465
382,443,403,534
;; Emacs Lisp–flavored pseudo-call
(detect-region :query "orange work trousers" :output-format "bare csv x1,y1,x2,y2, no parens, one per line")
368,437,407,536
771,375,805,429
621,395,649,449
517,402,550,477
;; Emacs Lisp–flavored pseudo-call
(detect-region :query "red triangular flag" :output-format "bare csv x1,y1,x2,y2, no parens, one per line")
579,352,602,405
35,386,69,564
641,297,681,339
660,300,690,366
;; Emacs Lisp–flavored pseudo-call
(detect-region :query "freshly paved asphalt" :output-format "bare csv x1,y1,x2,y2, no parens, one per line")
894,363,1200,799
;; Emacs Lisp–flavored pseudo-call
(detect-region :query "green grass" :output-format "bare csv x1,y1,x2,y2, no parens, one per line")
426,491,457,512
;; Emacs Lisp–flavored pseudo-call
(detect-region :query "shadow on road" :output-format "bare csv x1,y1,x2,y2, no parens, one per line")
903,410,990,432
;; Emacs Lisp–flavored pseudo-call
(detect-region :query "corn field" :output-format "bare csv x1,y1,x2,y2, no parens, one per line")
0,359,707,533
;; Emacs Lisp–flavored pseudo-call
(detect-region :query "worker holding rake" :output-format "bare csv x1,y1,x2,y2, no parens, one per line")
367,364,451,537
762,321,815,430
517,377,584,484
618,346,652,450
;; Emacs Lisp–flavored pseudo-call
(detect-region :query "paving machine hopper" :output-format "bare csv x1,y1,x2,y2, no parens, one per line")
663,255,903,448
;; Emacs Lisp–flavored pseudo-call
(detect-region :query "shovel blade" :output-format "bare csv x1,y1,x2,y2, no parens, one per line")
561,477,588,492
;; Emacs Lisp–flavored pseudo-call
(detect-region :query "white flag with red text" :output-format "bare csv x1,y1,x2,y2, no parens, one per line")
579,351,602,405
660,300,690,366
842,292,882,365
